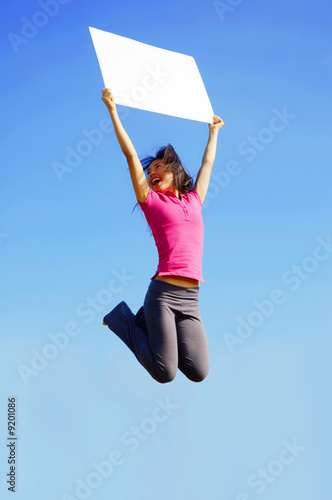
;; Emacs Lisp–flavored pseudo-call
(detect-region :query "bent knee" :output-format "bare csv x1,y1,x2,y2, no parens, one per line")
187,366,209,383
153,368,177,384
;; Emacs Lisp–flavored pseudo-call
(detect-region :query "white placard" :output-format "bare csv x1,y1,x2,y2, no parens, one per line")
89,27,214,123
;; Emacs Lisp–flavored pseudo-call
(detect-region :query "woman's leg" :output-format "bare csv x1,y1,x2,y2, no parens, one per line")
175,291,210,382
141,281,209,382
103,280,178,383
142,297,178,383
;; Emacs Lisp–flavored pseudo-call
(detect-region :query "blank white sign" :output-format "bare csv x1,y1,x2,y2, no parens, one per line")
89,27,214,123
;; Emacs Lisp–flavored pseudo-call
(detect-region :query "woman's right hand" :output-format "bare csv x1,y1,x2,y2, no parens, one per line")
102,88,116,113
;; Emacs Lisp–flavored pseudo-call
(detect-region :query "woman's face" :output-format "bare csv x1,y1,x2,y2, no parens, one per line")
147,160,175,192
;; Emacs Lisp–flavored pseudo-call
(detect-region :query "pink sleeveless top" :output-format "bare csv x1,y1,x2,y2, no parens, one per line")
138,188,206,284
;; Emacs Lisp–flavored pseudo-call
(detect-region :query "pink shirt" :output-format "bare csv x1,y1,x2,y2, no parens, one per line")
138,188,206,284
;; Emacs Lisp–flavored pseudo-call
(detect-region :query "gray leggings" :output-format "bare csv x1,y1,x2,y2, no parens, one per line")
103,279,209,383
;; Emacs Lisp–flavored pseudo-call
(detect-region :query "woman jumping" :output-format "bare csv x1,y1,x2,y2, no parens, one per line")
101,88,224,383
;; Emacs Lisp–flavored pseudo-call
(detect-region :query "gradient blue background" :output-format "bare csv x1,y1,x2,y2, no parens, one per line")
1,0,331,499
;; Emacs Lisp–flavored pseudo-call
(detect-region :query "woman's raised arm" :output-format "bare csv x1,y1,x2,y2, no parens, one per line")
102,88,149,203
194,115,224,204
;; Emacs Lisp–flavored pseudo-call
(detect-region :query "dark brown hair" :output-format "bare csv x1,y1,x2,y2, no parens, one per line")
141,144,194,194
132,144,194,228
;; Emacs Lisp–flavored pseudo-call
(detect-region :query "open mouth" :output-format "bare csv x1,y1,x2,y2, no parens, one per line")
151,177,161,186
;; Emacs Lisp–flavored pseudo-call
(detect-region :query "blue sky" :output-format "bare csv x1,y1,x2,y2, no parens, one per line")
1,0,331,499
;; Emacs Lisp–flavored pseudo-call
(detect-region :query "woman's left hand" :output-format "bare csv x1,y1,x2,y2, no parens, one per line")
209,115,224,131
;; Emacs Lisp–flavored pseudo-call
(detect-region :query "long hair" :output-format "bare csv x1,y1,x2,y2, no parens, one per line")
140,144,194,194
131,144,194,232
